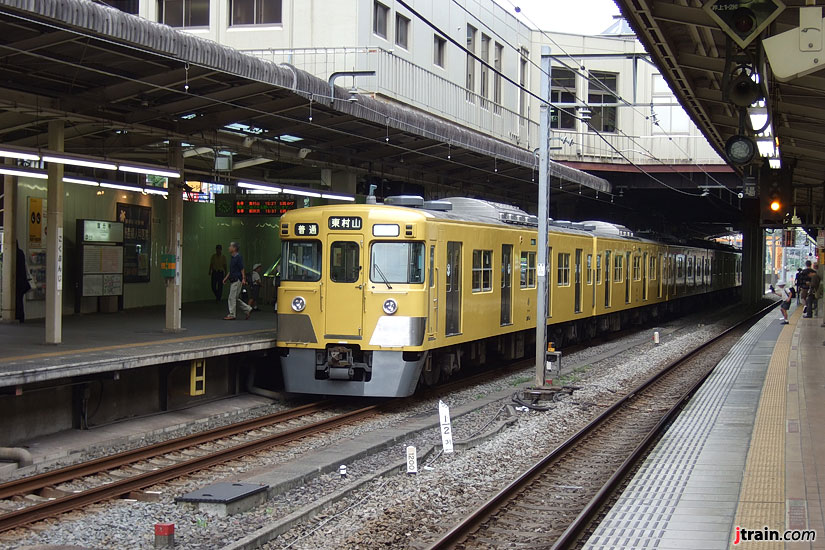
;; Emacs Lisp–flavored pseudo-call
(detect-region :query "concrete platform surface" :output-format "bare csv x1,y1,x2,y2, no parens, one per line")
583,306,791,550
0,301,277,387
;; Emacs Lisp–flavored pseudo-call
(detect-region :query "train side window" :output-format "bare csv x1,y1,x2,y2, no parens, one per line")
557,252,570,286
614,253,623,283
472,250,493,292
633,255,641,281
596,254,602,284
429,245,435,288
586,254,593,285
520,251,536,288
649,255,656,280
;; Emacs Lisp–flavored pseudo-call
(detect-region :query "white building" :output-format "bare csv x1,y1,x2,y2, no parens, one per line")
126,0,723,168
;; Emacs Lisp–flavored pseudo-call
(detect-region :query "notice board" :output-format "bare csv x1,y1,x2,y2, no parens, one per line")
117,203,151,283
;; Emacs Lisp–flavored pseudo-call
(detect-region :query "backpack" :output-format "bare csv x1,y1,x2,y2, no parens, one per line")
789,287,796,299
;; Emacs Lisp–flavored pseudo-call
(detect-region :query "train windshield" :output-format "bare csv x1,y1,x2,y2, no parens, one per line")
371,242,425,284
282,240,322,282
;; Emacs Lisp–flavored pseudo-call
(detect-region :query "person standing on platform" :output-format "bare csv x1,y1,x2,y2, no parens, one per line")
249,263,262,311
805,262,821,319
774,281,792,324
223,242,252,320
208,244,228,302
15,242,31,323
795,268,804,304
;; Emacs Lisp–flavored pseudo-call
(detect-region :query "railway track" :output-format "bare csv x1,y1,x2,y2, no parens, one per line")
424,302,777,550
0,400,379,533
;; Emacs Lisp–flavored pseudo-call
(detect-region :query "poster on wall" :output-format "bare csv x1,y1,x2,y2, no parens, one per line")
116,203,151,283
27,197,47,301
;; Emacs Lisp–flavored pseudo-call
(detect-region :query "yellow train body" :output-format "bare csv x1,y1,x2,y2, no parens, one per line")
277,197,741,396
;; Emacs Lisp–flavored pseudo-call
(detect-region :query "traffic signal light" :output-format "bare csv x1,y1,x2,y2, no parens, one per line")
759,165,792,226
704,0,785,49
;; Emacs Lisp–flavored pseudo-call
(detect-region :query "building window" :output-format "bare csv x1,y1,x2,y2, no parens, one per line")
493,42,503,112
109,0,139,14
466,25,477,101
158,0,209,27
472,250,493,292
596,254,602,284
557,253,571,286
586,254,593,285
230,0,282,26
480,33,491,107
614,253,623,283
588,71,618,133
433,34,446,68
395,13,410,49
373,1,389,39
551,67,576,130
652,74,689,134
633,255,641,281
519,48,529,120
520,251,536,288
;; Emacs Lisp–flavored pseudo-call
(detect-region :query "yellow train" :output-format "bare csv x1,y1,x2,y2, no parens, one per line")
276,196,742,397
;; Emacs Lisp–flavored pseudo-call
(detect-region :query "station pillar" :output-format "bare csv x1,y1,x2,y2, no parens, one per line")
1,165,17,322
741,198,764,304
45,120,64,344
165,143,183,332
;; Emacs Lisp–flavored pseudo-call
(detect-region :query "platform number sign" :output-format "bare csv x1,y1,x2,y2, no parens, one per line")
328,216,362,230
439,400,454,454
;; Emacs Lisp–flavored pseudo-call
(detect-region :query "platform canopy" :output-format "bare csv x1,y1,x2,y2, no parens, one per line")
0,0,610,204
615,0,824,222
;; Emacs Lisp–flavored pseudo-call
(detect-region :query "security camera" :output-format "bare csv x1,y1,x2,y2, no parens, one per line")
763,6,825,82
298,148,312,159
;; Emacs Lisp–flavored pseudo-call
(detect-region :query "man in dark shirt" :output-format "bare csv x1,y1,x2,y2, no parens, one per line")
800,260,816,314
222,241,253,320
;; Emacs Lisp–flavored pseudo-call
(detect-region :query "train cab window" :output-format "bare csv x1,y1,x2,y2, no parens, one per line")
614,254,623,283
472,250,493,292
596,254,602,284
371,242,425,284
330,242,360,283
586,254,593,285
557,253,571,286
520,251,536,288
282,240,322,282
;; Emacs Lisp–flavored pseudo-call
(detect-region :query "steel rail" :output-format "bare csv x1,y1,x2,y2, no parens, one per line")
0,404,377,533
0,400,335,501
425,301,778,550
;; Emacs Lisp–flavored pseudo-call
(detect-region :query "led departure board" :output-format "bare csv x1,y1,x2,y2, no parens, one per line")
215,194,299,217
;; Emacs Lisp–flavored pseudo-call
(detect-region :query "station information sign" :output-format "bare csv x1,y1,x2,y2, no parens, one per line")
215,194,299,217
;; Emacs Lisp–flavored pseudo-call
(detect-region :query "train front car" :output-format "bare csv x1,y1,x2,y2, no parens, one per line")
277,203,430,397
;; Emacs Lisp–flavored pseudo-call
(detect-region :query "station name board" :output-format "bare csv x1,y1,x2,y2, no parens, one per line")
215,194,299,217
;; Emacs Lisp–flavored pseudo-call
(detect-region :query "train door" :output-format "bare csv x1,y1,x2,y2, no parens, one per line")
574,248,582,313
446,241,462,336
500,244,512,325
604,250,611,308
326,238,363,339
625,251,631,304
427,243,437,339
643,252,649,301
658,254,663,298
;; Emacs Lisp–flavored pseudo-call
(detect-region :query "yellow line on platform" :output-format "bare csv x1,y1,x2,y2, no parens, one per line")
729,308,801,549
0,329,276,364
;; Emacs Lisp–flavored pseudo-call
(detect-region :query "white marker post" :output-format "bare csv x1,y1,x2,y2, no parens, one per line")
406,446,418,474
439,400,454,453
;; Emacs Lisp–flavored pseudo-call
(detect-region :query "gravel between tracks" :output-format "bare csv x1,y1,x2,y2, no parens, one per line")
4,305,755,550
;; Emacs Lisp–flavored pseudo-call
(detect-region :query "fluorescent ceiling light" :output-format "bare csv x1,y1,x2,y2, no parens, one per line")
42,154,117,170
283,187,321,198
238,181,282,193
142,187,169,195
100,182,142,192
63,176,99,186
321,193,356,202
278,134,303,143
747,105,769,132
756,138,776,157
0,166,47,179
118,163,180,179
769,158,781,169
0,147,40,161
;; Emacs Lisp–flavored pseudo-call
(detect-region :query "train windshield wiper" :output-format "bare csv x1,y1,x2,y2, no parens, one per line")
373,263,393,289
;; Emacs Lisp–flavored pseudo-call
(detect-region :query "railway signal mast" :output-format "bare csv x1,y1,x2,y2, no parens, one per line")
535,46,552,387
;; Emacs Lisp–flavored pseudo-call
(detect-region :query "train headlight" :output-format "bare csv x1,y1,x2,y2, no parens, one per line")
291,296,306,312
382,298,398,315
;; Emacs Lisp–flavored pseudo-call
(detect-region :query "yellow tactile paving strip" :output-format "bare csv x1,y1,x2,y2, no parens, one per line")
730,308,801,550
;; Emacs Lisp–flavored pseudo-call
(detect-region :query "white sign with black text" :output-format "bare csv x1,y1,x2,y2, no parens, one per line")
406,446,418,474
438,400,454,454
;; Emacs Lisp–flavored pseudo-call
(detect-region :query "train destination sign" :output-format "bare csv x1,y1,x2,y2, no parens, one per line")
215,194,298,217
328,216,363,230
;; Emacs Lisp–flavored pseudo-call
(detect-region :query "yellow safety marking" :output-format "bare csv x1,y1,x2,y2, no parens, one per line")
729,308,801,550
0,329,275,364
